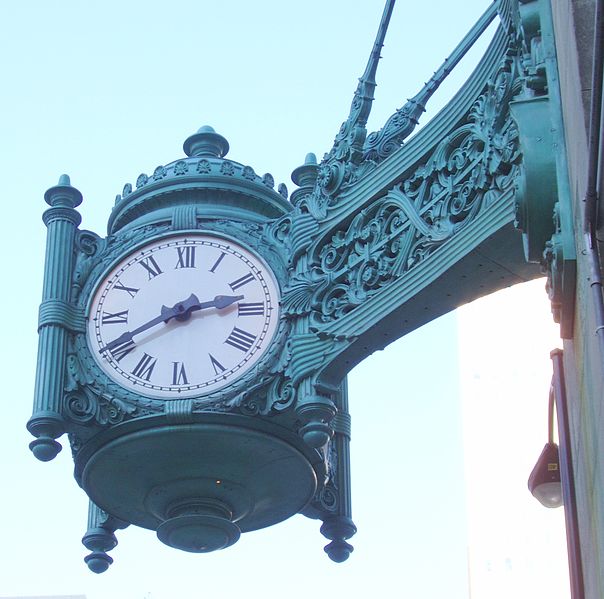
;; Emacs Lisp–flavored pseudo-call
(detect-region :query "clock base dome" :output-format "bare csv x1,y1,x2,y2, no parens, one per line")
157,513,241,553
77,417,319,553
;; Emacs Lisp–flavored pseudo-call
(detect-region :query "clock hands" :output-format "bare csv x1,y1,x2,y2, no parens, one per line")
99,293,244,354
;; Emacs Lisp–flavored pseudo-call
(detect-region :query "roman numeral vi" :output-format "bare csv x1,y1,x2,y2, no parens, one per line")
172,362,189,385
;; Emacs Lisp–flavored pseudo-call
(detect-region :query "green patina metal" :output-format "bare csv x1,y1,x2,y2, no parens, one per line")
28,0,575,572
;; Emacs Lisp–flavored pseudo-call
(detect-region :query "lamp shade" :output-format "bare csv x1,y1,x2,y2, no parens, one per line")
528,442,563,508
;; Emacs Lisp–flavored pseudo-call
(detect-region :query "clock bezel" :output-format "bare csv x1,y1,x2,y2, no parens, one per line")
71,226,290,413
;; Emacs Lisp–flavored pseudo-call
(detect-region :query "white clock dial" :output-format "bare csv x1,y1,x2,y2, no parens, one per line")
86,234,280,399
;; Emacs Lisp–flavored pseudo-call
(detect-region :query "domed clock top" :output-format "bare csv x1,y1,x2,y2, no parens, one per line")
107,125,292,234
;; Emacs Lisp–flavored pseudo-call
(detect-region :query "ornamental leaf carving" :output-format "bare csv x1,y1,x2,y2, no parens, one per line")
263,214,291,249
64,389,136,427
72,230,105,303
235,393,264,416
278,183,288,199
281,270,331,317
153,165,167,180
306,441,339,515
242,165,256,180
220,161,235,176
197,159,211,174
66,352,95,390
173,160,188,175
228,372,295,416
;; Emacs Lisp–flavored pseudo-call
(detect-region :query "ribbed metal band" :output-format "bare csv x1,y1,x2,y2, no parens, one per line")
165,399,194,423
172,204,198,230
38,299,86,333
332,412,351,438
42,206,82,227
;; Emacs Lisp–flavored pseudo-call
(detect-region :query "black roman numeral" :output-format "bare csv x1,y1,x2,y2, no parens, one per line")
209,354,226,375
238,302,264,316
172,362,189,385
101,310,129,324
229,273,255,291
209,251,226,273
131,353,157,381
139,255,163,279
109,339,136,362
175,246,196,269
113,281,139,298
224,327,256,352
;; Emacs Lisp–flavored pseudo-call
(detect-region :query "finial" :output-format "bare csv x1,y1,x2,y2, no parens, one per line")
183,125,229,158
291,153,318,188
44,173,83,207
29,436,62,462
82,525,117,573
320,516,357,563
290,153,319,206
359,0,396,97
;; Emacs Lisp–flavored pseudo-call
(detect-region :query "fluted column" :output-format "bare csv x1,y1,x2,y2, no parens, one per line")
27,175,82,461
320,378,357,562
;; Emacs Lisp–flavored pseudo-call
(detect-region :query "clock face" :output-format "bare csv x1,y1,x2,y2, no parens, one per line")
87,234,280,399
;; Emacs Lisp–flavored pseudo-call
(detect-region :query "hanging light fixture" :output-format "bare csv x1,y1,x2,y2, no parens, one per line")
528,383,563,508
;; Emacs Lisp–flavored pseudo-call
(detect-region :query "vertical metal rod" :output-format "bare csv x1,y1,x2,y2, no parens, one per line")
551,348,585,599
335,377,352,519
582,0,604,358
547,383,555,444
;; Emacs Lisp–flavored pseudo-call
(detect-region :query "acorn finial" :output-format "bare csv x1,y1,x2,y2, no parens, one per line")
183,126,230,158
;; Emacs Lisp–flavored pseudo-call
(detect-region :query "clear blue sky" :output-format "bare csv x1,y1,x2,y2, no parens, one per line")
0,2,563,598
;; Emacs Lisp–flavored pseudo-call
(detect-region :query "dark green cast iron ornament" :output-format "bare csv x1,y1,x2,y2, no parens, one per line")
28,0,576,572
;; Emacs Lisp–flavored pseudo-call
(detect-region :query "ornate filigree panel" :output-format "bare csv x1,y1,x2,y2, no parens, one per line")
286,43,522,330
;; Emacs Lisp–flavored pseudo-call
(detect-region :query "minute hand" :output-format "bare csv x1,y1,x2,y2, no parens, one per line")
99,293,243,353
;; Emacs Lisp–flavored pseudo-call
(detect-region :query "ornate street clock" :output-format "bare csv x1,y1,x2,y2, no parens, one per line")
29,125,352,572
28,0,574,574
